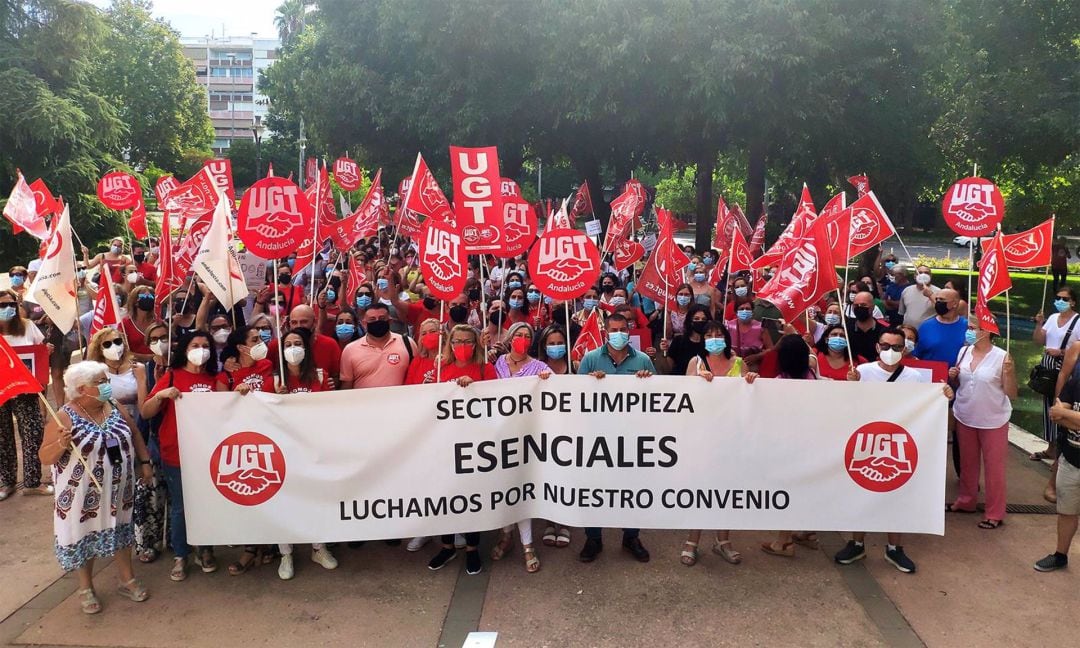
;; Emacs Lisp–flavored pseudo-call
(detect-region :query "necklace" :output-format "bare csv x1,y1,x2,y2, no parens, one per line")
73,400,107,428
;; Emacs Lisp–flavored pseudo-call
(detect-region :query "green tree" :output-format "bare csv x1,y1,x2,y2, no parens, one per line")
98,0,213,171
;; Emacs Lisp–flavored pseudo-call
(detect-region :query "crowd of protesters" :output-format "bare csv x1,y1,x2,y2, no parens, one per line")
3,230,1078,616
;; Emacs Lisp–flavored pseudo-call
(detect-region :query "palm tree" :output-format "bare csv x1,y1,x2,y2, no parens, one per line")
274,0,308,47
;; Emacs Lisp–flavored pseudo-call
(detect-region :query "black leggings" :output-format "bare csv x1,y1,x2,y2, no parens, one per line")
441,532,479,548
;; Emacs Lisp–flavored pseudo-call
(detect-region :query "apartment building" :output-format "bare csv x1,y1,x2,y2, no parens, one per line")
180,35,280,155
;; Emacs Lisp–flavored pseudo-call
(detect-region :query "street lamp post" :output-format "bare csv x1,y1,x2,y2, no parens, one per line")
252,114,265,180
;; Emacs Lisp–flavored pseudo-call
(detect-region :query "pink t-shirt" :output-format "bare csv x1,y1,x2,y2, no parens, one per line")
726,319,765,356
339,333,414,388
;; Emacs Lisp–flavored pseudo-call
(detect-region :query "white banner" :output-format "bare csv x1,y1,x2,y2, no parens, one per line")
177,376,947,545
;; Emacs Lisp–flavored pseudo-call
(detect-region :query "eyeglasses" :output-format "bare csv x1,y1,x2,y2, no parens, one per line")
101,339,123,349
148,334,168,343
879,343,905,352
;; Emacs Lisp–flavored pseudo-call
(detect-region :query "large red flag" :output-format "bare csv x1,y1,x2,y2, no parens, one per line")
498,194,538,259
822,191,895,261
403,153,456,226
450,145,503,254
0,335,43,405
568,181,593,220
611,236,646,273
345,255,368,300
90,264,121,335
712,197,731,250
756,221,839,322
4,171,49,239
571,307,604,362
237,176,314,258
603,180,647,254
749,208,768,255
752,184,816,269
635,209,692,310
727,227,755,273
418,218,467,301
330,169,385,251
1000,218,1054,268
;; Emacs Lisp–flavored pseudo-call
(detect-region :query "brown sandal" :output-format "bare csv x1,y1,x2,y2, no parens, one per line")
228,548,258,576
761,541,795,557
491,533,513,561
792,532,819,549
524,546,540,573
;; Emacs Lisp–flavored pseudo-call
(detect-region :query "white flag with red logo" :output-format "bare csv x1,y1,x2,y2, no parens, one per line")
635,209,692,310
756,220,839,323
3,172,49,239
571,307,604,363
546,199,572,232
822,191,895,261
26,203,77,332
1000,217,1054,269
193,192,249,310
90,265,121,335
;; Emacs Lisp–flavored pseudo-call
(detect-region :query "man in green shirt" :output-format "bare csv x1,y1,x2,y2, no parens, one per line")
576,313,655,563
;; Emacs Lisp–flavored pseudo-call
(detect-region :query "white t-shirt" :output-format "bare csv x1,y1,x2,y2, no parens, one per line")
856,361,930,384
1042,312,1080,352
899,284,940,327
2,320,45,347
953,345,1011,428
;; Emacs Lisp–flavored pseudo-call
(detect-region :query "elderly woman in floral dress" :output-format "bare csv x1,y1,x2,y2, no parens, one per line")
39,361,153,614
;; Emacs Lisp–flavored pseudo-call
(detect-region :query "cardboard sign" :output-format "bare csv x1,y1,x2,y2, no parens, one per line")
585,219,602,236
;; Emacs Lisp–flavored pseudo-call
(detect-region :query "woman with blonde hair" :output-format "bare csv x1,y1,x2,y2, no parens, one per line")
85,329,146,421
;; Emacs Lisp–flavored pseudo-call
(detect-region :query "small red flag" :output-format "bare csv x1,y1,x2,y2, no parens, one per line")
756,221,839,322
402,153,456,226
749,208,768,255
847,175,870,197
0,335,43,405
635,209,692,310
978,232,1013,302
571,307,604,362
1000,217,1054,269
28,179,59,218
90,266,122,335
568,181,593,220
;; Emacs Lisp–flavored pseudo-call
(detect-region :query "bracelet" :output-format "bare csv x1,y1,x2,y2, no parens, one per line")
138,459,151,465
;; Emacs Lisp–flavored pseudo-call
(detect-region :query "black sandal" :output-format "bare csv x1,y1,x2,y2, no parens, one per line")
228,548,258,575
946,504,975,513
978,519,1003,529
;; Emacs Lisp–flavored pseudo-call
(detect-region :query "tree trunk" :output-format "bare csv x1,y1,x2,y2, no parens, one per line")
694,152,714,253
744,138,766,223
501,148,525,182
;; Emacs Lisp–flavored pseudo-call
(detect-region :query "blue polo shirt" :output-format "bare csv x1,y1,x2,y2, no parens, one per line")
577,344,657,375
915,316,968,366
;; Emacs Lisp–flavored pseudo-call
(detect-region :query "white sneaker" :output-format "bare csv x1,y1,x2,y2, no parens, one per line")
406,536,430,552
454,534,466,549
311,547,338,570
278,554,294,580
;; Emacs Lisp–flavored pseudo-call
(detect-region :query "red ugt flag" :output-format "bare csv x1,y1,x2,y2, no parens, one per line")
450,145,503,254
848,175,870,197
402,153,456,226
756,221,839,322
90,266,122,335
1000,218,1054,269
635,209,692,310
571,307,604,363
4,172,49,239
749,208,768,255
0,335,43,404
975,232,1012,335
568,181,593,220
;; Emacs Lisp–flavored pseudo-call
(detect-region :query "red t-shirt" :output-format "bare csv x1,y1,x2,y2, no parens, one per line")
405,302,442,329
120,317,152,355
216,359,274,392
283,371,330,393
149,368,217,467
405,355,438,385
269,333,341,379
437,362,496,383
815,351,867,381
137,262,158,282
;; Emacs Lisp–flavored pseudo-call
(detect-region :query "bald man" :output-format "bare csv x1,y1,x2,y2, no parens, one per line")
268,304,343,386
914,288,968,366
845,291,887,362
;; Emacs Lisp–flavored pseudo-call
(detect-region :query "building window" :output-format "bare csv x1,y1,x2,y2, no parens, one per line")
213,138,230,149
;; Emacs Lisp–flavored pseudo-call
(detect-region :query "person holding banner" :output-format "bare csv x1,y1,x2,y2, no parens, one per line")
427,324,495,576
140,330,218,582
947,319,1017,528
0,289,51,499
577,313,655,564
536,326,570,376
836,328,955,573
276,329,331,393
681,320,757,567
216,327,274,394
814,325,864,381
41,361,154,614
404,318,444,387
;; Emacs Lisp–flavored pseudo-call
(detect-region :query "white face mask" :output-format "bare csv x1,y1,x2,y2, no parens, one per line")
126,272,139,284
149,340,167,358
879,349,902,366
915,273,931,286
248,341,268,361
904,339,915,354
284,346,305,366
212,329,231,344
187,347,210,366
102,342,124,361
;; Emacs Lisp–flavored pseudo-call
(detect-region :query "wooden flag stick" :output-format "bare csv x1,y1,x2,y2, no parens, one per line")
833,287,857,368
436,302,444,384
37,393,102,492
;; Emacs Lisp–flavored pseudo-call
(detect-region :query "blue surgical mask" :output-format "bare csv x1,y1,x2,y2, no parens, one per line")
827,337,848,352
885,261,896,270
677,295,691,307
824,313,841,326
703,257,714,266
376,278,389,291
96,382,113,403
734,287,748,298
607,331,630,351
336,324,356,339
287,258,295,269
583,298,598,310
110,245,121,255
693,273,707,283
507,281,522,290
543,295,554,306
356,295,372,309
0,306,16,321
509,298,524,309
10,276,24,288
704,338,726,355
736,309,752,322
526,291,540,304
964,329,978,346
610,296,626,306
545,344,567,360
258,329,272,344
326,289,336,301
1055,298,1070,313
76,269,86,280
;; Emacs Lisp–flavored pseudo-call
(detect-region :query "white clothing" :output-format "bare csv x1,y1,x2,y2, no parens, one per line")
953,345,1011,428
2,320,44,346
106,367,140,419
1042,312,1080,352
856,361,930,384
899,284,940,327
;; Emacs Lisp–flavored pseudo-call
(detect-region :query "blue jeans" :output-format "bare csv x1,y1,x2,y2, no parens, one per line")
162,465,189,559
585,527,639,541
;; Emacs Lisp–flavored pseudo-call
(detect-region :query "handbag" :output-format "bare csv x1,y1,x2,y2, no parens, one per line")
1028,314,1079,397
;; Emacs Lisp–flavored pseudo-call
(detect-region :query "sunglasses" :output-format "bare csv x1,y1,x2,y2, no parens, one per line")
0,301,17,308
10,273,26,279
879,343,905,352
101,339,124,349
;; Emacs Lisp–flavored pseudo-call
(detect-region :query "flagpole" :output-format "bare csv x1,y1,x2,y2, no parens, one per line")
310,157,321,305
1041,215,1056,311
436,301,444,384
843,221,854,308
223,197,238,328
1005,289,1011,354
720,232,736,321
967,240,975,310
565,300,572,374
38,393,101,492
272,259,287,380
834,286,857,367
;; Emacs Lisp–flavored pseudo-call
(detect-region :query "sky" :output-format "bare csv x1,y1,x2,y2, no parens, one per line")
87,0,280,39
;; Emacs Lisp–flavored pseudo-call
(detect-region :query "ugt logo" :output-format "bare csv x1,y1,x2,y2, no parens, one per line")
844,422,918,493
210,431,286,506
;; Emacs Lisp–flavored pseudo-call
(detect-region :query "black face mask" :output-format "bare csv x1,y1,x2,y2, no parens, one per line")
329,276,341,290
601,283,615,293
278,274,291,285
449,304,469,323
690,321,709,335
136,297,155,312
133,254,145,264
490,310,505,327
853,305,872,322
366,320,390,337
423,297,438,310
468,289,481,302
934,301,950,316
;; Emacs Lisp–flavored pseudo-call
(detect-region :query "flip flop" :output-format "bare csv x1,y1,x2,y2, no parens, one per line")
978,519,1004,529
541,526,557,547
946,504,975,513
556,528,571,548
761,541,795,557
